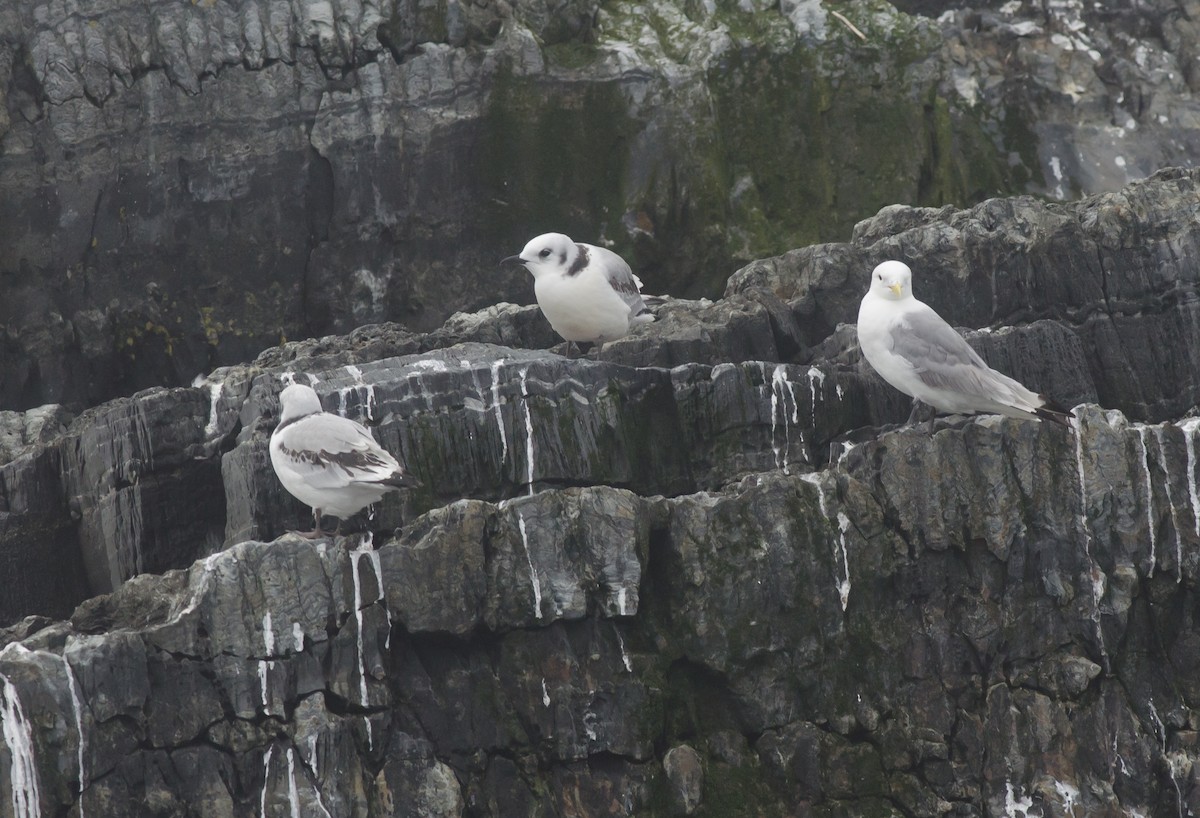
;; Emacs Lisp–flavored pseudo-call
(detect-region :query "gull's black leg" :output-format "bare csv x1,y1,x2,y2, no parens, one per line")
903,399,938,434
905,399,926,426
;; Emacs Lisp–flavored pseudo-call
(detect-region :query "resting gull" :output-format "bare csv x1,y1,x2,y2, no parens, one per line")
269,382,416,537
856,260,1073,428
502,232,655,356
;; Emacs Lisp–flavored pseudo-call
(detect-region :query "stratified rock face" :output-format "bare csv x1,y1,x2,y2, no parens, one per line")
935,0,1200,199
2,0,1197,410
1,171,1200,816
4,408,1200,816
729,167,1200,422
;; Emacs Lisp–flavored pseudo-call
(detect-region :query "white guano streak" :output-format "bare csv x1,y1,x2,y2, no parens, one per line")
62,655,88,817
800,474,850,612
1053,781,1080,814
520,367,535,494
259,745,274,818
1071,415,1108,668
835,512,852,612
204,381,223,438
806,366,825,427
363,544,391,649
616,586,629,616
1004,781,1034,817
517,511,543,619
491,360,509,463
305,736,334,818
770,365,800,473
1181,418,1200,537
259,612,275,715
345,365,377,421
1135,427,1157,576
286,748,302,818
1,673,41,818
349,546,373,749
1147,426,1185,580
615,627,633,673
1154,427,1185,582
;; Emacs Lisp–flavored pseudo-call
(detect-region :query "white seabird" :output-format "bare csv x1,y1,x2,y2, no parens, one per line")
269,382,416,537
856,260,1073,428
502,232,656,356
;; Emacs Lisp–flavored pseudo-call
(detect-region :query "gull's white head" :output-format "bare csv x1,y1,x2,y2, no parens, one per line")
502,233,580,281
869,260,913,301
278,383,324,424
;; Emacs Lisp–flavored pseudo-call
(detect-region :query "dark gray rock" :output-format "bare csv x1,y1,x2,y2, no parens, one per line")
3,0,1198,413
729,167,1200,421
374,732,464,818
935,0,1200,198
1,397,1199,815
4,171,1200,816
218,342,891,546
2,299,831,624
62,388,229,595
663,744,704,815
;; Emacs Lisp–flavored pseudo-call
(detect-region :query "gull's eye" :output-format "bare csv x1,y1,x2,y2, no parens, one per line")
538,248,552,259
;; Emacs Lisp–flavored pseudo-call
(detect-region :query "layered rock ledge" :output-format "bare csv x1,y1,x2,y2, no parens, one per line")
0,171,1198,815
2,0,1198,409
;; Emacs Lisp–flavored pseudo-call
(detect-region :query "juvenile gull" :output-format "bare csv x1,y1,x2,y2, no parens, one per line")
502,232,655,356
857,260,1073,428
269,383,415,538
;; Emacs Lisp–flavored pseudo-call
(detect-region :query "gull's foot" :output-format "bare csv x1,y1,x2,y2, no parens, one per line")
559,340,597,359
903,399,939,433
931,415,976,433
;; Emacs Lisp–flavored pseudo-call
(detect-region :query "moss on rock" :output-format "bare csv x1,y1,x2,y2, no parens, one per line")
481,0,1032,299
478,69,638,257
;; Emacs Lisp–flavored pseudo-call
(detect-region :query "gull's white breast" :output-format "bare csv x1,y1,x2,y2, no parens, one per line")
858,294,915,388
535,267,636,344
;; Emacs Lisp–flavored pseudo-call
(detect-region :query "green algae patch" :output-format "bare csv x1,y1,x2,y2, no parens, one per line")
701,759,790,817
707,27,1019,260
598,0,1029,294
477,70,638,255
475,0,1032,299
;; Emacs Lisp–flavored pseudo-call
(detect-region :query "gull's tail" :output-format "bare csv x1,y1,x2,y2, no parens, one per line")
1034,396,1075,429
623,294,662,326
636,294,668,323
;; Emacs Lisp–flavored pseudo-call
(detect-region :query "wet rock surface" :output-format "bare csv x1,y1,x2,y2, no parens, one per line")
1,172,1199,816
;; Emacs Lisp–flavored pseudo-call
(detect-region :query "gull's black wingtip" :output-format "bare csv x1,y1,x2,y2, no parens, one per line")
1035,397,1076,429
383,471,420,489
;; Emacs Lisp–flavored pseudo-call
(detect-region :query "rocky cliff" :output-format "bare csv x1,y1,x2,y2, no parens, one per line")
2,0,1199,409
0,169,1198,816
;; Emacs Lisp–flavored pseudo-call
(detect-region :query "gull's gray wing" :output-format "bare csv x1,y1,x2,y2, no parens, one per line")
589,244,650,314
889,305,1023,398
276,414,403,489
